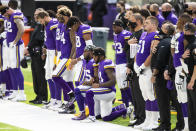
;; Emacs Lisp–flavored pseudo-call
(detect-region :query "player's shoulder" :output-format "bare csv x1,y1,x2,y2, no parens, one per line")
0,14,4,22
121,30,132,39
13,11,23,19
49,18,58,30
103,59,115,69
80,24,92,34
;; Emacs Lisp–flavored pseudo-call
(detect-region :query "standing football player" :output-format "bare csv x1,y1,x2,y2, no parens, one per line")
112,19,133,111
134,16,159,130
66,16,93,86
52,7,76,113
36,10,58,108
0,6,26,101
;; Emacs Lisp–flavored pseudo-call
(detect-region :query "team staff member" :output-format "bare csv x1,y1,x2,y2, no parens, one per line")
26,8,47,104
161,3,178,25
182,23,196,131
125,13,145,126
151,22,184,131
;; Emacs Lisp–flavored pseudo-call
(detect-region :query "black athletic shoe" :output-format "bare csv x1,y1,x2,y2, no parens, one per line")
58,104,75,114
171,127,183,131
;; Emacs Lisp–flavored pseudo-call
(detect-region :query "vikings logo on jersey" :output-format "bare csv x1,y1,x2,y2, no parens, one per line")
173,32,184,68
75,24,93,58
114,30,131,65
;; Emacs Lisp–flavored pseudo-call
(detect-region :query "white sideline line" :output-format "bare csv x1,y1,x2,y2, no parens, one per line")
0,100,139,131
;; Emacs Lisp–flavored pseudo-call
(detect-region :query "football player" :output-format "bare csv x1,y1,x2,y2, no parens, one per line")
134,16,159,130
0,6,26,101
36,10,58,108
112,19,133,111
82,47,127,122
66,16,93,86
72,45,95,120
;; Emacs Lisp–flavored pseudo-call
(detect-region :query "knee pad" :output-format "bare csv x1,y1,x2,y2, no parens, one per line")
86,90,94,99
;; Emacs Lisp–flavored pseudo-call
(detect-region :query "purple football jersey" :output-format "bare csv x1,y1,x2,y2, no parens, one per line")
60,24,72,59
156,14,165,28
6,12,24,45
56,22,63,51
83,59,94,82
44,18,58,50
173,32,184,67
75,24,93,58
136,32,157,66
114,30,131,65
98,59,116,92
164,12,178,25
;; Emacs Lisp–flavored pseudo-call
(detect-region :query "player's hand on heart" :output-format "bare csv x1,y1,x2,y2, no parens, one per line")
92,83,99,88
71,59,77,65
128,37,137,45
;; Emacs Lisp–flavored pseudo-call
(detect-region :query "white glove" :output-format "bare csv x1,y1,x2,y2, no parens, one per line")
9,41,16,48
137,64,146,76
134,62,139,74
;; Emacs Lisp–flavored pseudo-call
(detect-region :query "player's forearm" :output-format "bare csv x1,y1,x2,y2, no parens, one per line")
99,79,116,88
190,65,196,82
144,53,152,67
14,19,24,44
83,81,92,86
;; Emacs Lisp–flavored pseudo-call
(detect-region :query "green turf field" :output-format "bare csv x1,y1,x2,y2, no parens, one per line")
0,122,30,131
1,41,177,130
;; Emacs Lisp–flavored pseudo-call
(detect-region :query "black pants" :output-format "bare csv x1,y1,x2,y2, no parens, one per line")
187,79,196,131
31,55,47,101
155,75,184,129
130,73,145,121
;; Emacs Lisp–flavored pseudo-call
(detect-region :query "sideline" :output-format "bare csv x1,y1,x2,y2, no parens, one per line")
0,100,139,131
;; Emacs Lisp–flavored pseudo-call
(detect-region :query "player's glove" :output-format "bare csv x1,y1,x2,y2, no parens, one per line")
134,62,139,75
9,41,16,48
137,64,145,76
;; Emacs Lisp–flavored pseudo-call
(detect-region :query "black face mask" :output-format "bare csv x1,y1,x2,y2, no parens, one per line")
162,11,171,19
184,35,195,44
159,29,167,36
128,21,137,29
185,10,192,15
150,11,156,16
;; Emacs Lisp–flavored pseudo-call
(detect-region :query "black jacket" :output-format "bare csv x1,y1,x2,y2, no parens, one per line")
28,23,44,56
